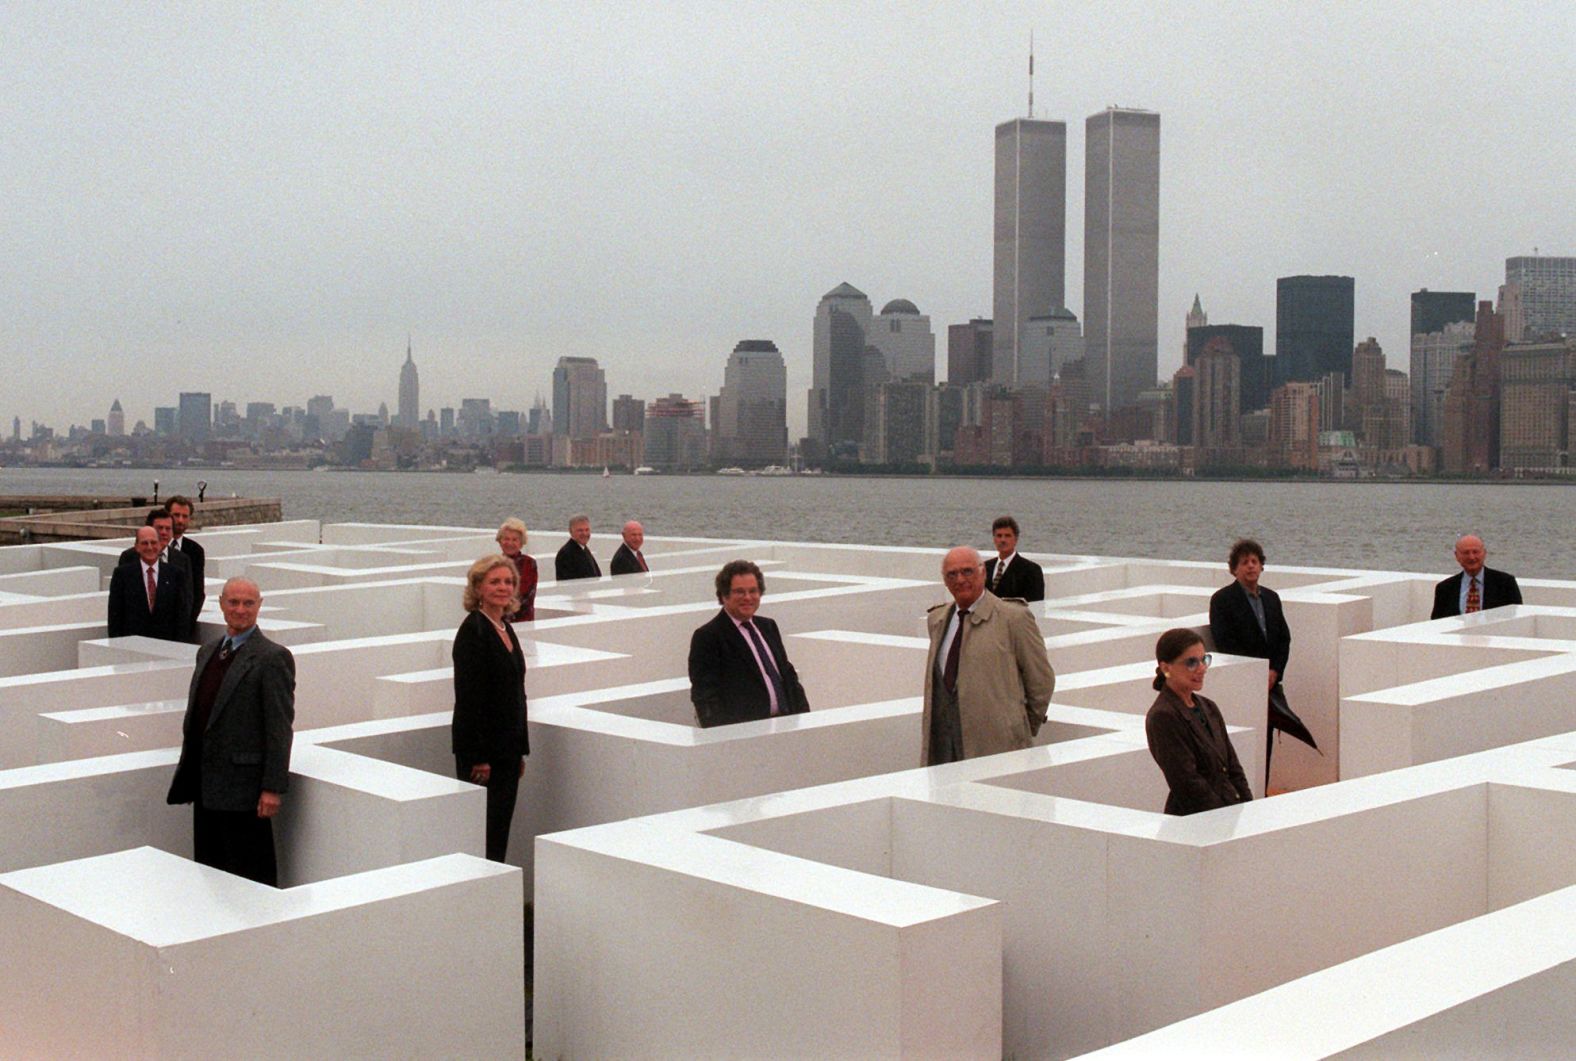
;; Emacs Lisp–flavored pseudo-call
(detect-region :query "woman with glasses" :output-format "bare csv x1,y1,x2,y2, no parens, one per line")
1144,628,1253,815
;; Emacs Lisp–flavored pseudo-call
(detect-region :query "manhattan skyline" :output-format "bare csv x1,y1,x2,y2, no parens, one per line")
3,3,1570,435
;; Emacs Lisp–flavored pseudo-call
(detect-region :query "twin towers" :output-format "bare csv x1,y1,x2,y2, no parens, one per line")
995,108,1160,413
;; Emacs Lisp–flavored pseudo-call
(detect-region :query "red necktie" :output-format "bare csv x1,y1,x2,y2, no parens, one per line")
637,551,647,572
943,608,968,692
145,565,157,612
1465,576,1481,613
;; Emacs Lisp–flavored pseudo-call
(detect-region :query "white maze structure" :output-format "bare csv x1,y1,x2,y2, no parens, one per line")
1,523,1575,1057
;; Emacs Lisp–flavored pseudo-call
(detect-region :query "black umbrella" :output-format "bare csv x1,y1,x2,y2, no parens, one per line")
1264,684,1321,792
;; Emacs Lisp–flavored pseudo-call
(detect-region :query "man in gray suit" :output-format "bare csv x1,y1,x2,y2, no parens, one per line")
166,577,295,886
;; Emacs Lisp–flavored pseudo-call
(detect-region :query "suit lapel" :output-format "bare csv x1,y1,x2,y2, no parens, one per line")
207,637,259,729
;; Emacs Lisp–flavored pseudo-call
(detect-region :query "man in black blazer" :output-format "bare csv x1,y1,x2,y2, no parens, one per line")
554,514,601,581
609,520,650,575
983,515,1045,602
1208,538,1292,786
108,527,193,641
1430,534,1522,619
688,559,809,728
118,509,196,632
166,495,206,634
167,577,295,886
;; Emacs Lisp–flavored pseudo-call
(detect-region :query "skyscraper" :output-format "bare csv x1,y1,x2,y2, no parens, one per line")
1017,308,1082,388
178,392,212,444
107,399,124,437
715,340,788,465
552,356,607,440
1409,290,1476,446
808,282,875,457
1186,325,1269,412
1275,276,1355,385
867,300,935,383
1083,107,1160,411
946,319,993,386
1504,255,1576,340
993,118,1066,385
398,338,419,429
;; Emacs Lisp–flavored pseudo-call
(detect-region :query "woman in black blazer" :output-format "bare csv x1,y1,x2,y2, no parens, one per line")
452,555,529,862
1144,628,1253,816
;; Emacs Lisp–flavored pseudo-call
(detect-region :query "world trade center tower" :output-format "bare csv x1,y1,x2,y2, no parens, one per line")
992,117,1066,387
1083,106,1160,411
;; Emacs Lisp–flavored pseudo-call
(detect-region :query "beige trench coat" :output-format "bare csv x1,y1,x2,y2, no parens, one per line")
921,590,1056,764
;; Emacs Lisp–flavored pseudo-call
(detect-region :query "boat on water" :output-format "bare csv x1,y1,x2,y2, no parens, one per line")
633,466,657,476
758,465,792,476
716,467,746,476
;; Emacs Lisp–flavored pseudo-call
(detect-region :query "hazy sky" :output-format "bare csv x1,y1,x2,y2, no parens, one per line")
4,2,1571,436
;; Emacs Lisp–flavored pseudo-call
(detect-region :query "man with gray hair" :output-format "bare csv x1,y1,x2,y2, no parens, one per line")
921,546,1055,766
554,514,601,581
1430,534,1522,619
166,577,295,886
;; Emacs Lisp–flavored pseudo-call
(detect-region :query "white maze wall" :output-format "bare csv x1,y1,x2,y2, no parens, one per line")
1,524,1574,1057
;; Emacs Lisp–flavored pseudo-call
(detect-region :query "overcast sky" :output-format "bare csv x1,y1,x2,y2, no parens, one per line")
3,2,1571,436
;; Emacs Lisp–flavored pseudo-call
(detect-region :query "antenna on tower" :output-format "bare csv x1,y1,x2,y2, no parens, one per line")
1028,30,1035,118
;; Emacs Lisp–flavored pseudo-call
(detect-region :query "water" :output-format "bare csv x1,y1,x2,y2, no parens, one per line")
3,467,1572,578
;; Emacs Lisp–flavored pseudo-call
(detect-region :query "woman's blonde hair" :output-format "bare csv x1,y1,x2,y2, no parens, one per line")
496,517,528,544
463,554,520,613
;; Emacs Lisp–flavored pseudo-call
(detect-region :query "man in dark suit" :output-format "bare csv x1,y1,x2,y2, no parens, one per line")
1430,534,1522,619
1209,538,1292,788
118,509,197,631
554,514,601,581
107,526,193,641
167,577,295,887
609,520,650,575
983,515,1045,602
688,559,809,727
165,495,206,634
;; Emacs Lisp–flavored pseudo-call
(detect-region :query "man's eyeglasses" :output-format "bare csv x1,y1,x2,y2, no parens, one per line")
943,568,981,581
1180,653,1212,671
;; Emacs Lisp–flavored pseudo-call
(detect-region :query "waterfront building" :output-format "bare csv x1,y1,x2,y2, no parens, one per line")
438,407,455,438
457,398,493,440
611,394,645,435
178,392,211,445
1411,289,1475,337
1276,275,1355,385
1192,337,1241,457
398,339,419,429
552,356,607,442
867,300,935,383
808,282,875,459
526,396,552,437
1186,324,1269,413
994,117,1067,386
1083,106,1160,411
1268,381,1322,470
1411,318,1476,447
947,318,993,386
1018,308,1083,388
715,340,788,466
106,399,124,437
1440,301,1506,474
863,379,929,465
642,393,706,470
1505,255,1576,340
1499,336,1576,471
1170,364,1195,446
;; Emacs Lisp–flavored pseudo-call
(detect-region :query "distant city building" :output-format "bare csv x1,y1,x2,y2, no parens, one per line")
993,117,1067,385
611,394,646,435
526,396,551,436
1276,276,1355,385
1499,336,1575,470
1185,294,1208,333
178,392,212,444
947,319,993,387
1083,107,1160,411
552,356,607,440
1192,337,1241,454
1268,382,1322,471
863,379,929,465
439,407,455,438
1411,289,1476,337
868,300,935,383
1410,290,1477,447
154,406,177,437
458,398,493,440
398,339,420,428
1440,301,1506,474
494,410,522,436
1018,308,1083,388
715,340,787,466
106,399,124,437
808,282,876,458
643,393,706,470
1504,255,1576,340
1186,325,1269,413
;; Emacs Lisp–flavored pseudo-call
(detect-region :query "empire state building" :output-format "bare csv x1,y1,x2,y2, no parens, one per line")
398,338,419,428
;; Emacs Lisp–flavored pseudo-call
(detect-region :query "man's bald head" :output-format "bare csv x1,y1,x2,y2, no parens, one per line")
1454,534,1487,577
941,546,985,609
